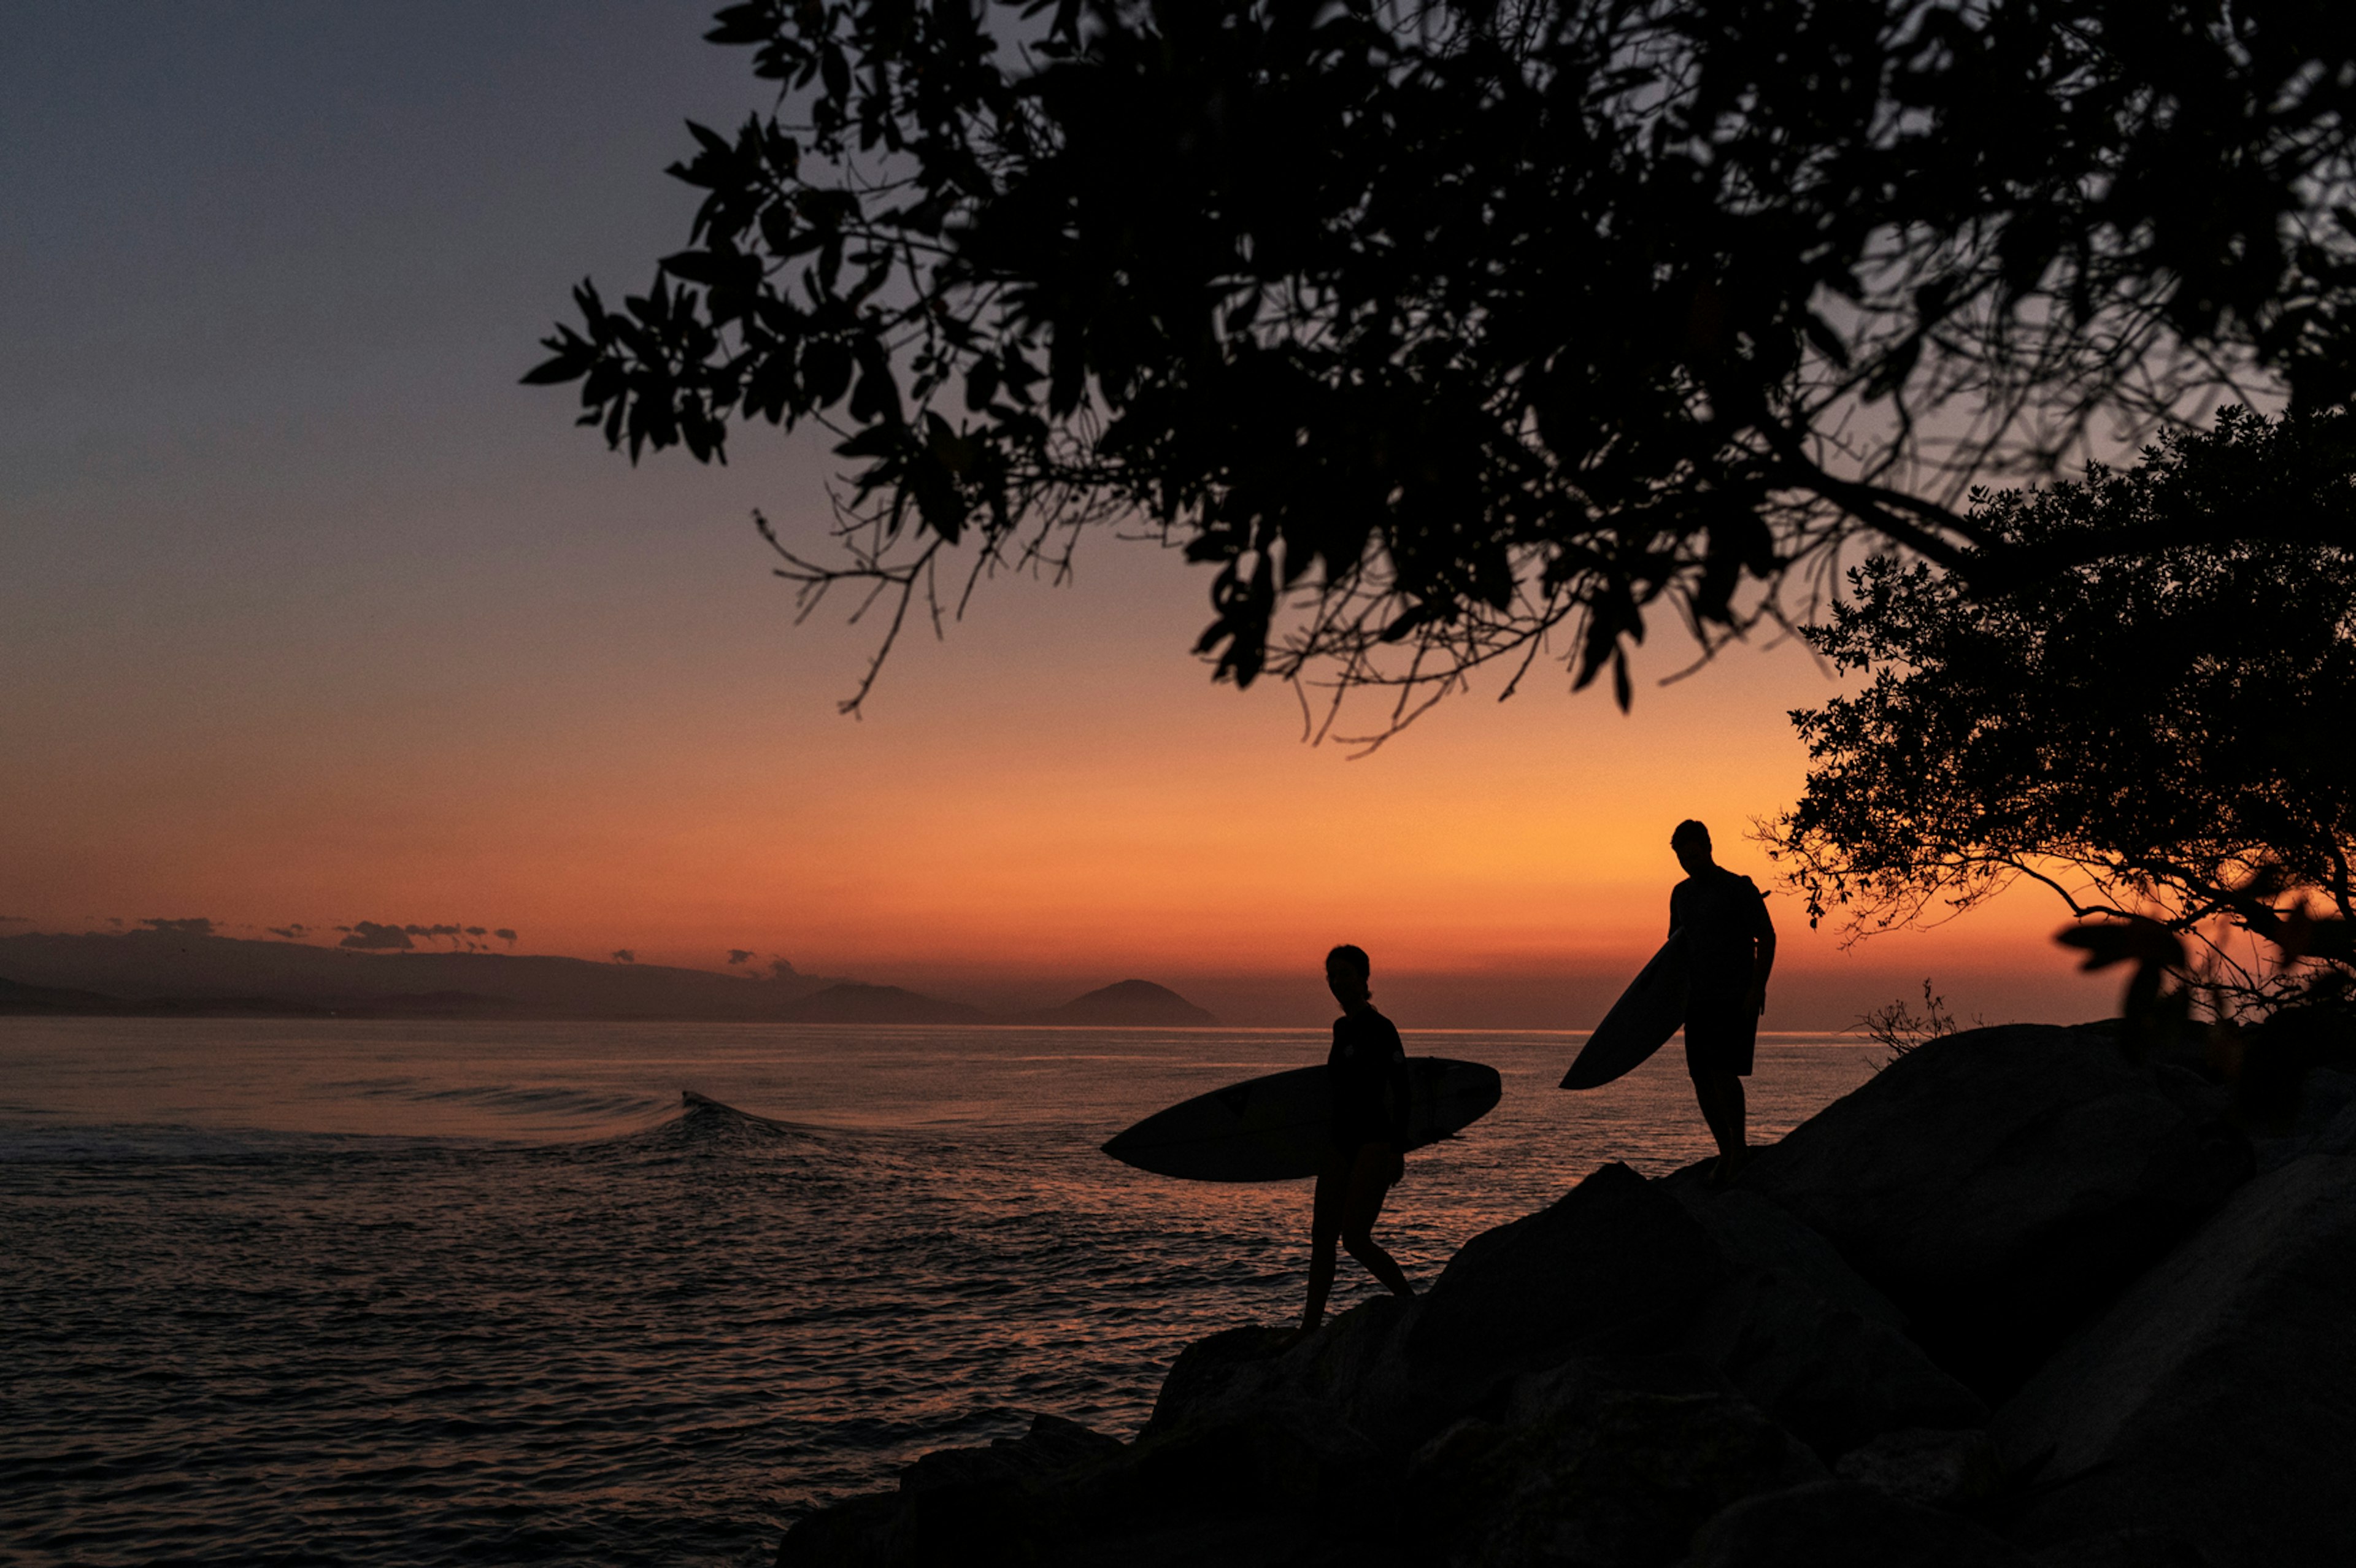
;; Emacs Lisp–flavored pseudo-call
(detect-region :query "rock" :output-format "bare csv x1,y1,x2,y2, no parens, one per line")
2248,1066,2356,1172
1411,1388,1824,1567
1992,1153,2356,1568
1673,1187,1985,1456
777,1491,906,1568
1405,1163,1725,1415
1118,1397,1392,1515
777,1405,1401,1568
1144,1323,1298,1434
1669,1188,1910,1332
780,1412,1122,1567
1144,1297,1428,1449
899,1410,1125,1494
1683,1480,2030,1566
1832,1426,2003,1510
1736,1024,2249,1397
1680,1266,1987,1459
2319,1093,2356,1156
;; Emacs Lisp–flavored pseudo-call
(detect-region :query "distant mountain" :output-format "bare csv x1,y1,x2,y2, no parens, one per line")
0,932,1220,1029
0,930,834,1020
780,983,988,1024
0,975,119,1013
1017,978,1218,1027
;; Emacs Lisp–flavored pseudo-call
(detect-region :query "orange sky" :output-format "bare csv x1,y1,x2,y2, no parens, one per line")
1,477,2114,1027
0,8,2117,1028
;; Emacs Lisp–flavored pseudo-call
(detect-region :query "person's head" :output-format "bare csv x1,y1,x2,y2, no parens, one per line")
1671,819,1715,875
1325,943,1372,1009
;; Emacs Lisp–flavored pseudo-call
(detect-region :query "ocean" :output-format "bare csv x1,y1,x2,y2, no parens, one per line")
0,1019,1881,1566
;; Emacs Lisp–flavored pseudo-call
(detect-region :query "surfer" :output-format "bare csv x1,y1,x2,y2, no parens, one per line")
1299,943,1415,1334
1669,820,1777,1185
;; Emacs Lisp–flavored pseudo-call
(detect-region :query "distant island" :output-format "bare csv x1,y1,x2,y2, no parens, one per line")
1012,979,1218,1028
0,929,1217,1027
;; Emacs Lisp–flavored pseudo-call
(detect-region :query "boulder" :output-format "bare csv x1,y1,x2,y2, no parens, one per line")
778,1405,1402,1568
1406,1163,1725,1411
1682,1481,2030,1567
1680,1267,1985,1459
1669,1187,1909,1331
1145,1323,1299,1434
899,1411,1125,1494
2247,1065,2356,1172
779,1413,1122,1567
1831,1426,2002,1510
1145,1296,1428,1447
1992,1153,2356,1568
1673,1188,1985,1456
1736,1024,2249,1397
1410,1389,1824,1567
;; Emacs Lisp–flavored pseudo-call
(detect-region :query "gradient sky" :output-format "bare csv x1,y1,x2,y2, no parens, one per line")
0,2,2118,1026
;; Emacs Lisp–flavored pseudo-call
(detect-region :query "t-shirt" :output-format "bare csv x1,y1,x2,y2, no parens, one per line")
1328,1007,1411,1152
1670,866,1774,1010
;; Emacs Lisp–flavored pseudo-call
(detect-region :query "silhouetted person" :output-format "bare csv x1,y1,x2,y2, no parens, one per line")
1670,820,1776,1185
1300,943,1415,1334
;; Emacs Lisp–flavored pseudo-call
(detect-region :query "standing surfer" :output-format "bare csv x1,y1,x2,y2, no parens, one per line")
1669,820,1777,1185
1299,943,1416,1334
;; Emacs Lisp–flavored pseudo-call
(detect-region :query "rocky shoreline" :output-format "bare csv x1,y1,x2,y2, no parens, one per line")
777,1024,2356,1566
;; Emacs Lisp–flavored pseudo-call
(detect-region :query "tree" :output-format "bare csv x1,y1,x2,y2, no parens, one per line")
1765,408,2356,1007
528,0,2356,732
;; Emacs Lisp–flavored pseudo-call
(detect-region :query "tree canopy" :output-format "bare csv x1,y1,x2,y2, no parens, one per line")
1766,408,2356,1004
528,0,2356,728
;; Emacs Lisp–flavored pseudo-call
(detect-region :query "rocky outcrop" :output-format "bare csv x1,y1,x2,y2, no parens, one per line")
776,1026,2323,1568
1683,1481,2029,1567
1671,1186,1985,1457
1992,1153,2356,1567
1831,1426,2003,1511
1735,1024,2249,1397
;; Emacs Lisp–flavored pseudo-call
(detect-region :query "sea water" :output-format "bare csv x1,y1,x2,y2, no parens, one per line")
0,1020,1880,1566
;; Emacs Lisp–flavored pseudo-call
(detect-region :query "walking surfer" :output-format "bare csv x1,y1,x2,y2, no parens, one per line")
1669,820,1776,1185
1299,944,1415,1334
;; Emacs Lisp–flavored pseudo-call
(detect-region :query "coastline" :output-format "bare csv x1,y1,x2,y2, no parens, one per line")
777,1023,2356,1567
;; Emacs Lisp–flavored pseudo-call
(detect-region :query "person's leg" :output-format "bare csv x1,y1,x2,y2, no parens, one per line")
1300,1159,1346,1332
1339,1144,1414,1298
1690,1067,1749,1183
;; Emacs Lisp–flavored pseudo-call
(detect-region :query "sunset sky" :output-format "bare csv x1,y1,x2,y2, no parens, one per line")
1,2,2117,1027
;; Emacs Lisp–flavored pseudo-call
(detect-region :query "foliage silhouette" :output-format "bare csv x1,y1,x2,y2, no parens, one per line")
1855,977,1966,1063
1766,409,2356,1009
528,0,2356,731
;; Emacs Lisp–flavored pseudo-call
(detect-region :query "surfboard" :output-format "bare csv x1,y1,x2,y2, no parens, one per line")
1560,931,1689,1090
1102,1057,1503,1183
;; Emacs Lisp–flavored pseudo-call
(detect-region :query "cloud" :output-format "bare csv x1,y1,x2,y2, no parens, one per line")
611,948,636,964
267,924,309,940
771,957,797,980
140,917,215,937
0,915,28,924
337,921,414,951
728,948,755,966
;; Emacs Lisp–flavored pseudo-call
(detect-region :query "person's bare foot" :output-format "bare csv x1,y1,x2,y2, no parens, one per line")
1707,1145,1752,1189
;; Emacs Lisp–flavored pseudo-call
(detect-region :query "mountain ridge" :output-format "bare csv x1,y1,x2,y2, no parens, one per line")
0,931,1218,1027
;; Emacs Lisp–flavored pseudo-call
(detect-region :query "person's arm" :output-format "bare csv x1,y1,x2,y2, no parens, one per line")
1749,890,1777,1014
1377,1023,1411,1182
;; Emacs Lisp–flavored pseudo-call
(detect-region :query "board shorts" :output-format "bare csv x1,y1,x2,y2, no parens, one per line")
1683,995,1758,1077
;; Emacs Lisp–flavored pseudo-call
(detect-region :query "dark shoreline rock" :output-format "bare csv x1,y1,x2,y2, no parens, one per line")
1733,1024,2249,1400
777,1026,2311,1568
1992,1153,2356,1567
